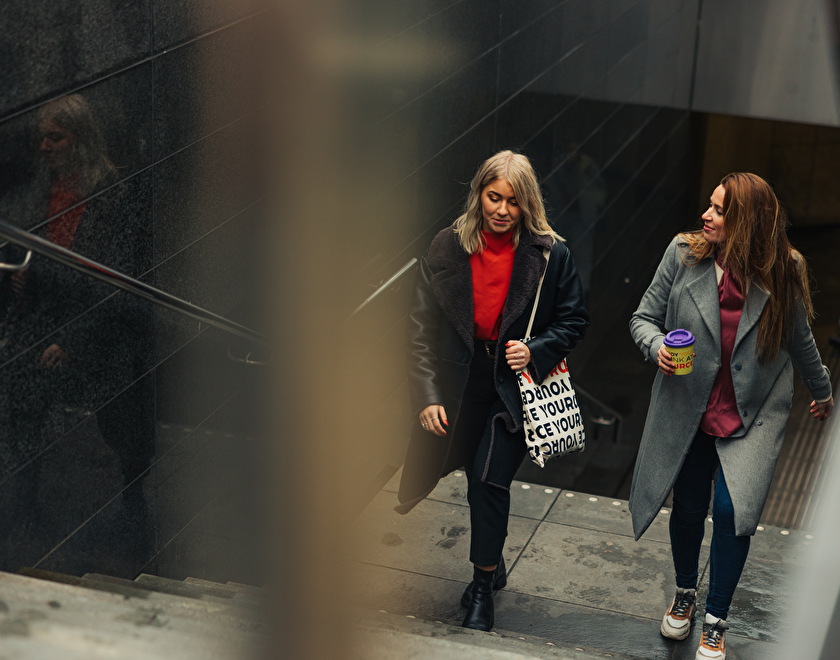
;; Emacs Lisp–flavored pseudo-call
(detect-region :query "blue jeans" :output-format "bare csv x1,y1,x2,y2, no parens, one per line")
670,430,751,620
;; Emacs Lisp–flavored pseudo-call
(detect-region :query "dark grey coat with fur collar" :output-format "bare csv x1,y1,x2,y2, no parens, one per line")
396,226,589,513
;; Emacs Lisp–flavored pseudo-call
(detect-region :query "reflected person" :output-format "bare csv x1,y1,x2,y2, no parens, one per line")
629,173,834,659
0,95,153,560
397,151,589,632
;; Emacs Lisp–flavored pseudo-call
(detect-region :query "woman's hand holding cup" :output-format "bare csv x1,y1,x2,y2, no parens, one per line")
657,342,676,375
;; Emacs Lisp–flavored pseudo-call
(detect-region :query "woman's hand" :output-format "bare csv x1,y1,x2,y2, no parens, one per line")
419,404,448,436
39,343,68,368
505,340,531,371
10,267,28,295
810,397,834,422
656,343,676,375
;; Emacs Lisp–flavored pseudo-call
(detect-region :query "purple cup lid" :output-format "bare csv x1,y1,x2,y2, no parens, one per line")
663,329,695,347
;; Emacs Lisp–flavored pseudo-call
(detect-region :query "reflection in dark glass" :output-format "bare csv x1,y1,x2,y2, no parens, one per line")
0,94,154,570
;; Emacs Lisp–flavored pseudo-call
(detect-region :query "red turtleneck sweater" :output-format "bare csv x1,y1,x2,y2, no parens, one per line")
470,230,515,341
47,176,86,249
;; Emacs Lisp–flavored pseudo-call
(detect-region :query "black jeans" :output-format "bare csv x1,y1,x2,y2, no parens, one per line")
670,429,751,620
457,348,527,566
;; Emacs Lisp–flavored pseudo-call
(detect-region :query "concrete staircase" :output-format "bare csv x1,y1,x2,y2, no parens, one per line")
0,569,264,659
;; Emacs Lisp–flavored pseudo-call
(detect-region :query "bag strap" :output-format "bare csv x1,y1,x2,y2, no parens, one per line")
524,248,551,340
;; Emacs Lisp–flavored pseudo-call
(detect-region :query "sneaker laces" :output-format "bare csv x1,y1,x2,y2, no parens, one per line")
701,621,727,648
671,591,695,617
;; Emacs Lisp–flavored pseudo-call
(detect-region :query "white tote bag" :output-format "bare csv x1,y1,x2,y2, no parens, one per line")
517,251,586,467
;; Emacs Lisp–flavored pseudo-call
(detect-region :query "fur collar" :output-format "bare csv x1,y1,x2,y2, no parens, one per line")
427,228,551,352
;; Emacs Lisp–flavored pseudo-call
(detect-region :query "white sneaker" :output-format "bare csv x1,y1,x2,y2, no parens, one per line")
660,587,697,640
696,612,728,659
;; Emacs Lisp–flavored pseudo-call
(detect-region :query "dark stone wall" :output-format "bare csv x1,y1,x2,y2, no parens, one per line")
0,1,265,580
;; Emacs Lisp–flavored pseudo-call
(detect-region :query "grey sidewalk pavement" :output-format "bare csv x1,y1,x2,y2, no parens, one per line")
350,470,814,658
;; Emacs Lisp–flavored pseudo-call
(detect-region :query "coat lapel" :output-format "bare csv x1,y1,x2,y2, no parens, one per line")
734,281,769,350
685,259,721,352
497,233,550,339
427,230,551,352
428,232,474,352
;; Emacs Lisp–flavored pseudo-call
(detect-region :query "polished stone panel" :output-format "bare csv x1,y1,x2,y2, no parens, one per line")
498,2,576,99
152,211,260,337
0,1,150,117
153,118,261,263
371,53,499,193
356,0,503,126
154,333,251,431
605,1,649,65
38,390,262,580
153,18,262,159
152,0,264,51
693,0,840,126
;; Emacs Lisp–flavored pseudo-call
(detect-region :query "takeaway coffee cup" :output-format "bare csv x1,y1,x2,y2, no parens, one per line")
663,329,695,375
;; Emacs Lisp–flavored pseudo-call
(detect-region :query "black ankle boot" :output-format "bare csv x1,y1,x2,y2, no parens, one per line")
461,556,506,607
461,566,495,631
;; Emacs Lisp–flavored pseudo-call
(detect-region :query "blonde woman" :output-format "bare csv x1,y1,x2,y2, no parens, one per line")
630,172,833,659
396,150,589,631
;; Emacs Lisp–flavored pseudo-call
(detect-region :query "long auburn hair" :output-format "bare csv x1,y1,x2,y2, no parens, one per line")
681,172,813,362
453,150,561,254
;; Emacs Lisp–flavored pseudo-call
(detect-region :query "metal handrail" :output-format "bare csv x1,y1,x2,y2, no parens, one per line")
0,220,269,348
0,247,32,272
352,257,418,317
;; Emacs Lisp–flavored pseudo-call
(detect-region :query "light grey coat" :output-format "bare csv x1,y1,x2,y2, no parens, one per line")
629,237,833,539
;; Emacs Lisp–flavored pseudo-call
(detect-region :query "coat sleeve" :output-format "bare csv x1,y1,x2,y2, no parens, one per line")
629,237,681,363
525,243,590,384
407,257,445,415
787,299,833,401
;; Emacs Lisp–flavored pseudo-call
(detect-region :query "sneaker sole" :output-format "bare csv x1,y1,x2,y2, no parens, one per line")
660,619,692,641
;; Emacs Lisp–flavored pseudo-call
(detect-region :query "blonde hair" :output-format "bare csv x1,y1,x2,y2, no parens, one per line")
453,150,561,254
680,172,813,362
38,94,116,196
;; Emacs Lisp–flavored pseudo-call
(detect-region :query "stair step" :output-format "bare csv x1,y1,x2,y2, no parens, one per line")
22,568,163,602
226,579,262,593
133,573,240,602
183,577,264,604
0,571,262,659
85,572,257,608
353,609,637,659
18,568,261,630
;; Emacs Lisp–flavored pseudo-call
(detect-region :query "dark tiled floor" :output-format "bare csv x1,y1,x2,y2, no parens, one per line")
351,470,814,658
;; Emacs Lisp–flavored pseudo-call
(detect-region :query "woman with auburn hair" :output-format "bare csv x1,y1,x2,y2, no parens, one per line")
630,172,834,659
396,150,589,631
